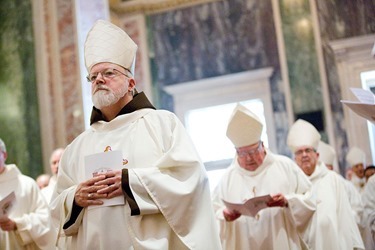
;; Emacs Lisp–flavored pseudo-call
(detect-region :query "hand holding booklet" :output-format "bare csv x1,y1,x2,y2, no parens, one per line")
0,191,16,220
222,194,272,217
85,150,125,210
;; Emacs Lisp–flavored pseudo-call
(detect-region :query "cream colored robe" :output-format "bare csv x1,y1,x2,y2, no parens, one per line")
0,164,55,250
361,175,375,250
350,174,366,194
336,173,363,225
41,176,57,204
212,150,315,250
304,162,364,250
51,109,221,250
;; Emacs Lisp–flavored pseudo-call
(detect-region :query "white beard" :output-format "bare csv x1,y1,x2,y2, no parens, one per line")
92,84,128,109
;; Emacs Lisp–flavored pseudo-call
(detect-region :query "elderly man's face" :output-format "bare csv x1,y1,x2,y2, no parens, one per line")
90,62,132,109
236,141,266,171
50,149,64,175
352,163,364,178
294,146,319,176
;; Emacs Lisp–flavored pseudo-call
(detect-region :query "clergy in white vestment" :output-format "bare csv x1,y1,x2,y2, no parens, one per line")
212,104,316,250
50,20,221,250
346,147,366,193
317,140,363,225
362,174,375,250
41,148,64,203
318,140,370,248
287,119,364,250
0,138,55,250
317,140,338,172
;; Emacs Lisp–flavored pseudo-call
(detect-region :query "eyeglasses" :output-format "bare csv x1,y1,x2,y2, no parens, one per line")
236,141,262,158
294,148,316,156
86,68,129,83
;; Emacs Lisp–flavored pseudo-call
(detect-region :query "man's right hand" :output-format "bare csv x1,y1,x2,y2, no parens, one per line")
0,217,17,231
74,175,108,207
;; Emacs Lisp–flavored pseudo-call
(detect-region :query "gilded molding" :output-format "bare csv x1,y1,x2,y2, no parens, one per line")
109,0,223,14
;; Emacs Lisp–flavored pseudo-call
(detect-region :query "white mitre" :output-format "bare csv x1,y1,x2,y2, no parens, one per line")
318,140,336,165
226,104,263,148
287,119,321,153
84,19,137,74
346,147,365,167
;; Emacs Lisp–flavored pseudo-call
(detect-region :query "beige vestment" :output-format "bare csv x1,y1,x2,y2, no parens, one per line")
0,164,55,250
51,109,221,249
361,175,375,250
212,150,315,250
303,162,364,250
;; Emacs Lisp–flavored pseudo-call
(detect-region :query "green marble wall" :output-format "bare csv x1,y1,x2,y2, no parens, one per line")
279,0,324,122
315,0,375,173
0,0,42,178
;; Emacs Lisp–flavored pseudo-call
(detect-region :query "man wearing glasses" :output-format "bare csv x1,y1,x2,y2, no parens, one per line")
212,104,316,249
287,119,364,250
50,20,221,249
346,146,366,193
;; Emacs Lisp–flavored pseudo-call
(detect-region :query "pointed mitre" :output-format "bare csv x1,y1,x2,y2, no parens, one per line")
84,19,138,74
317,140,336,165
287,119,321,153
346,147,365,167
226,104,263,148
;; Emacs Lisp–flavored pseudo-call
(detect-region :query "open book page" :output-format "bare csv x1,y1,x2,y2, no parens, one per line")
222,194,272,217
0,191,16,220
341,88,375,124
350,88,375,104
85,150,125,210
341,101,375,123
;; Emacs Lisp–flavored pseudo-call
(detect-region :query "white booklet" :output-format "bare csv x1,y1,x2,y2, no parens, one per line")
222,194,272,217
0,191,16,220
341,88,375,124
85,150,125,210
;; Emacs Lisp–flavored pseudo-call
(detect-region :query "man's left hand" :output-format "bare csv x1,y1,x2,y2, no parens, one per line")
96,170,123,199
267,193,288,207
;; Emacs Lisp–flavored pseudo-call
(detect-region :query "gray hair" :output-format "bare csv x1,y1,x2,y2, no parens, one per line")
0,138,6,153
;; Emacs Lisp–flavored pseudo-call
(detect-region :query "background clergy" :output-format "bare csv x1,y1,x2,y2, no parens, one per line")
287,119,364,250
361,174,375,250
212,104,316,250
0,138,55,250
317,140,363,225
41,148,64,203
346,146,367,193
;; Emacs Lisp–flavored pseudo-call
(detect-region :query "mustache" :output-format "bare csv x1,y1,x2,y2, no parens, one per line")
93,84,110,93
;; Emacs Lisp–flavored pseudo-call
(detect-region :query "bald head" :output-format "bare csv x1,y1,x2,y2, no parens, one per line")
50,148,64,175
36,174,50,189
